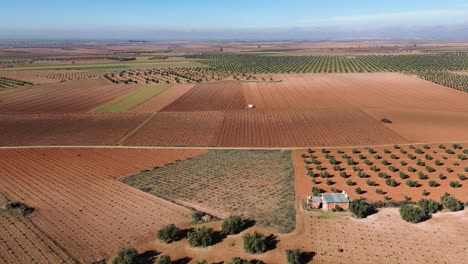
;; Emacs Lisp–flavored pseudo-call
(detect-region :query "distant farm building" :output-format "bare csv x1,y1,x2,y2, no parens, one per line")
307,191,349,211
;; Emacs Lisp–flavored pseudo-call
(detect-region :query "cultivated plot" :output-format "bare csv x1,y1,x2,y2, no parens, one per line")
0,148,205,263
121,150,296,233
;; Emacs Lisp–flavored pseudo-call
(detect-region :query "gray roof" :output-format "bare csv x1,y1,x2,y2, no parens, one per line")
322,193,349,203
308,196,321,203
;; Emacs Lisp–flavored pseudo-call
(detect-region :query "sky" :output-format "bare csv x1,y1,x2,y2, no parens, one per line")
1,0,468,40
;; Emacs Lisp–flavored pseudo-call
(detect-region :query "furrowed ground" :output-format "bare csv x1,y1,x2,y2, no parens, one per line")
120,150,296,233
0,148,206,263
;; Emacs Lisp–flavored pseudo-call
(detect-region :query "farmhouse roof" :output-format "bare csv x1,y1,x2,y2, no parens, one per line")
308,196,321,203
322,193,349,203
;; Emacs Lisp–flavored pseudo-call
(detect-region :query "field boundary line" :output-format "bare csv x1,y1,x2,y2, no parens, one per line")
116,113,156,145
1,140,468,150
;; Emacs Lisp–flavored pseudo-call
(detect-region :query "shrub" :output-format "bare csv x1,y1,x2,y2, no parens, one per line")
358,154,366,160
422,144,430,149
428,180,438,187
349,199,375,218
383,148,391,154
226,257,264,264
418,172,427,180
399,160,406,166
321,148,329,154
464,149,468,154
390,154,398,159
452,143,461,149
355,187,363,194
435,159,443,166
406,180,420,187
312,187,321,196
400,149,407,154
386,178,397,187
393,144,400,149
374,154,382,159
366,180,377,186
157,224,181,243
378,172,388,179
441,193,463,211
458,154,467,160
417,199,440,214
438,173,446,180
157,255,171,264
357,171,367,178
352,148,360,154
320,170,329,178
376,189,384,194
389,165,397,172
416,159,425,166
408,166,416,172
381,160,390,166
326,179,333,185
285,249,302,264
243,231,267,254
400,204,427,223
363,159,372,165
399,172,408,179
188,226,215,247
300,154,307,159
409,145,415,149
446,167,453,173
465,167,468,172
346,179,354,186
449,181,461,188
445,149,455,154
458,174,467,181
222,215,244,235
415,148,424,154
438,144,445,149
370,165,379,172
422,189,429,196
407,154,415,160
333,165,341,171
339,171,348,178
112,248,138,264
424,154,433,160
368,148,376,154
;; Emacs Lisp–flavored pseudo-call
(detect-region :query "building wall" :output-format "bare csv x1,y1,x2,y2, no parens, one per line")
323,202,349,211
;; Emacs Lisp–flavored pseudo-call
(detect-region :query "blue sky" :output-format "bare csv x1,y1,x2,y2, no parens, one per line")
2,0,468,39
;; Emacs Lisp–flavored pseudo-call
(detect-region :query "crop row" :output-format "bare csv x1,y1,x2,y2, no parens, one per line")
189,54,468,74
416,71,468,93
0,77,32,90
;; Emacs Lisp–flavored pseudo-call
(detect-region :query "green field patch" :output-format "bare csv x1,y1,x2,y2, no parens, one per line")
94,84,169,113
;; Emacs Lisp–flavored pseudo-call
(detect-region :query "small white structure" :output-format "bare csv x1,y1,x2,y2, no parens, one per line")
247,104,255,109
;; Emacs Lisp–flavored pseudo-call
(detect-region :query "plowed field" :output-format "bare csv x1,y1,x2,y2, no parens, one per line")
161,81,245,111
124,111,225,146
0,78,138,113
130,83,195,112
0,113,149,146
0,148,206,263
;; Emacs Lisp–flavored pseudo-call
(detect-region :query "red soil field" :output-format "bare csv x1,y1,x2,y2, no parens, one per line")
0,212,77,264
130,83,195,112
0,148,206,263
293,144,468,203
124,111,225,146
0,78,138,113
0,71,59,85
161,81,246,111
217,109,406,147
0,113,149,146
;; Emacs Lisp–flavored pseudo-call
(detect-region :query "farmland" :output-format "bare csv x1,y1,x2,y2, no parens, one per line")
294,143,468,202
94,84,169,112
0,148,206,263
0,78,138,113
120,150,296,233
1,40,468,264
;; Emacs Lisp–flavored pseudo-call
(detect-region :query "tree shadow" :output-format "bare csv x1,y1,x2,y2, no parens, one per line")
212,230,227,245
301,251,316,263
243,219,256,230
172,257,192,264
179,228,194,241
136,250,160,264
266,234,279,251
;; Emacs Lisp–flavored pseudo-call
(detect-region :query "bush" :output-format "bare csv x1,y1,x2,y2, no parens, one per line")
418,172,427,180
286,249,302,264
312,186,321,196
196,261,208,264
425,166,435,173
458,174,467,181
407,166,416,172
222,215,244,235
355,187,363,194
439,173,446,180
406,180,420,187
435,159,443,166
366,179,377,186
438,144,445,149
389,165,397,172
349,199,375,218
112,248,138,264
428,180,438,187
399,172,408,179
376,189,384,194
157,224,181,243
441,193,463,211
386,178,397,187
417,199,440,214
422,189,429,196
445,149,455,154
157,255,171,264
399,204,427,223
243,231,267,254
381,160,390,165
226,257,264,264
188,226,215,247
449,181,461,188
346,179,354,186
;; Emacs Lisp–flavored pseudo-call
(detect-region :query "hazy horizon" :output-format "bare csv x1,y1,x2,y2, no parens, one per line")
2,0,468,41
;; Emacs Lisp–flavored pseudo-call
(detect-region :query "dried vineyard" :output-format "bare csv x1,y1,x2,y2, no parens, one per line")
0,76,32,90
121,150,296,233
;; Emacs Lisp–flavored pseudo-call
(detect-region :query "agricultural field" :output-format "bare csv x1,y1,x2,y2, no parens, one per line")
0,148,206,263
0,76,32,90
0,113,149,146
94,84,169,112
294,143,468,202
190,54,468,74
0,78,139,113
129,83,195,112
120,150,296,233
